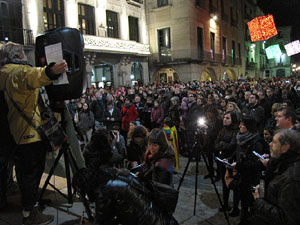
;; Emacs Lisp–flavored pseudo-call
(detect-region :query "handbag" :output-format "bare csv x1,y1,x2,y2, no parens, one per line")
6,92,66,151
224,168,240,190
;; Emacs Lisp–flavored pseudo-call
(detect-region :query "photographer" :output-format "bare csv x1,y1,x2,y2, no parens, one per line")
246,129,300,225
0,42,67,224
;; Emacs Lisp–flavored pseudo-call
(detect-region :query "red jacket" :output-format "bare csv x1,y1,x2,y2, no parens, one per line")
121,104,138,131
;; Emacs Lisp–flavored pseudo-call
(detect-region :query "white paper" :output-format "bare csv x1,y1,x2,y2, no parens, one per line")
44,42,69,85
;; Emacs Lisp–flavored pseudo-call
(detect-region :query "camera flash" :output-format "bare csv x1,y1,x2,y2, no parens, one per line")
198,117,206,126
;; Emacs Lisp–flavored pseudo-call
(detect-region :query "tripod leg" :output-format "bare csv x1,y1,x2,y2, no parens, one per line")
63,150,73,204
65,148,94,220
201,153,231,225
177,150,194,191
194,147,199,216
38,149,64,202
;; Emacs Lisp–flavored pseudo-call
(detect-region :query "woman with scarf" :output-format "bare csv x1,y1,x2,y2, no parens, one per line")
231,117,266,223
138,128,175,186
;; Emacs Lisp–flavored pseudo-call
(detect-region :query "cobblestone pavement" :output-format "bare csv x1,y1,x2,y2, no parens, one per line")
0,156,241,225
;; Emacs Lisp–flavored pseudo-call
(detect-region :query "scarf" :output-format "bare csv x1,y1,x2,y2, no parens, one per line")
236,132,259,146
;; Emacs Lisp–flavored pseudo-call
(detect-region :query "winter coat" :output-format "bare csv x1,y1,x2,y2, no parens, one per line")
103,107,121,130
127,141,147,167
138,146,175,186
121,104,138,132
0,63,53,144
78,110,95,133
90,98,105,122
249,150,300,225
242,104,265,133
234,132,265,185
168,105,180,128
215,124,239,159
151,106,164,127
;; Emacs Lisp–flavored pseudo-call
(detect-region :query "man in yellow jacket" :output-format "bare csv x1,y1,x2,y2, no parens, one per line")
0,42,67,225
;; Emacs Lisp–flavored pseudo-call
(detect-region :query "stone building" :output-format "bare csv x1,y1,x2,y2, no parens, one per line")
146,0,245,82
1,0,150,87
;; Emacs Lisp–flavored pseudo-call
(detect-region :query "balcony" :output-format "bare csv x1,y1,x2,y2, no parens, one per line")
152,49,225,65
246,62,257,70
126,0,143,7
0,27,34,46
83,35,150,56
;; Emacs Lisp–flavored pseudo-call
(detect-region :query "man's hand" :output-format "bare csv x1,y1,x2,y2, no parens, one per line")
231,162,237,168
259,158,269,167
253,185,260,200
51,60,68,75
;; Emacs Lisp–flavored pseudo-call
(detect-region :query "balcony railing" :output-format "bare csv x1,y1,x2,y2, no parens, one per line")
0,27,34,46
152,49,245,66
246,62,257,70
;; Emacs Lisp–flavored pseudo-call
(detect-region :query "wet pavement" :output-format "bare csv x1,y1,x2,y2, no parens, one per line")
0,156,241,225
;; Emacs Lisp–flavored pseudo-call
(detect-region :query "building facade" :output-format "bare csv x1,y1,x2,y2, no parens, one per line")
1,0,150,88
264,26,291,78
146,0,245,82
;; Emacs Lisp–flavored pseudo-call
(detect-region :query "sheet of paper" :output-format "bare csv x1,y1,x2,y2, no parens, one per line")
44,42,69,85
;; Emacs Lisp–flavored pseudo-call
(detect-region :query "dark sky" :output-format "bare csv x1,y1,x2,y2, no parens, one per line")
257,0,300,60
257,0,300,28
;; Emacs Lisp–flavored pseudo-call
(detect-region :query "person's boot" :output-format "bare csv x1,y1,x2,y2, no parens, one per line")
229,207,240,217
22,207,54,225
219,204,231,212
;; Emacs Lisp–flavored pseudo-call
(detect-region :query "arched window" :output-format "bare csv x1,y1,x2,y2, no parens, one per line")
131,62,143,84
93,64,114,88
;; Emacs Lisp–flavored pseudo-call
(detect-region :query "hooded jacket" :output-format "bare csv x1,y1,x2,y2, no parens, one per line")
0,63,54,144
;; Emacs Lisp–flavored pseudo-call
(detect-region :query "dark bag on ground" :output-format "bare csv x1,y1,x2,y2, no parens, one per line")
148,181,179,213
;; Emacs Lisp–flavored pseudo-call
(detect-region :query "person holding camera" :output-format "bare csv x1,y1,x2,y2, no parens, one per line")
245,129,300,225
0,42,67,225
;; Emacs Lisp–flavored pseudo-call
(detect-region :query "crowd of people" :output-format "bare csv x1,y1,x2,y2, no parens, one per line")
68,77,300,225
1,41,300,225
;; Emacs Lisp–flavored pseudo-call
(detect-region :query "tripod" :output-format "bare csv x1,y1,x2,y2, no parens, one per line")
177,129,231,225
38,104,93,220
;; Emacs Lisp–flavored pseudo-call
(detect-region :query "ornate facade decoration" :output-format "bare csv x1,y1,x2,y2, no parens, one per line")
83,35,150,56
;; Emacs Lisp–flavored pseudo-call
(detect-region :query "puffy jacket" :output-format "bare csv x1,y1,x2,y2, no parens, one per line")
0,64,53,144
73,168,179,225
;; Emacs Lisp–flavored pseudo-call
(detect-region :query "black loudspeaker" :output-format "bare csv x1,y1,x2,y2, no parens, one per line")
35,27,86,101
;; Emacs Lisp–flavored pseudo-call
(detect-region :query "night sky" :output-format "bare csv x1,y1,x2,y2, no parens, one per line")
257,0,300,61
257,0,300,31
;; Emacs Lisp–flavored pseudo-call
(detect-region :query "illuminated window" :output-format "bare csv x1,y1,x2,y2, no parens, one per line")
129,16,139,42
78,4,95,35
106,10,119,38
158,27,171,62
43,0,64,30
222,36,227,64
232,40,236,64
210,32,215,62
